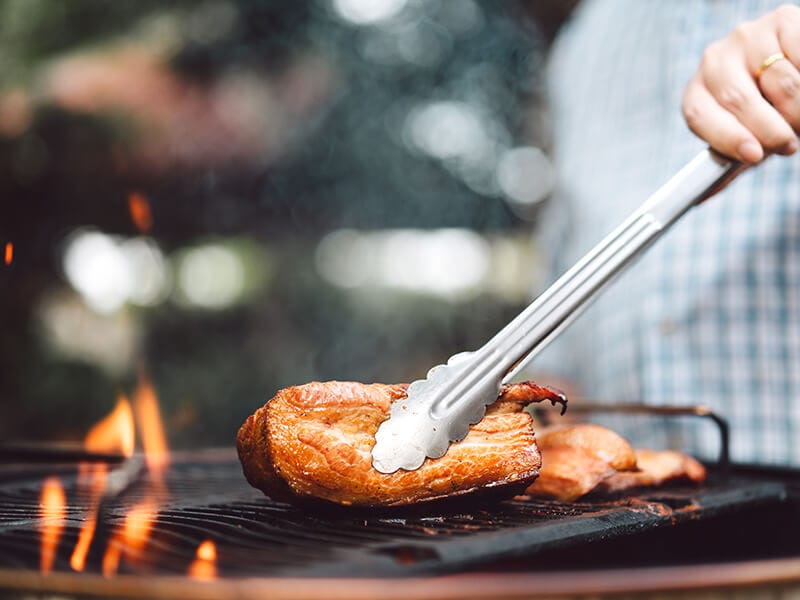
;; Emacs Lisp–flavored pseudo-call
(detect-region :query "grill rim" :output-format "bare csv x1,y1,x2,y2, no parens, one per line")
0,557,798,600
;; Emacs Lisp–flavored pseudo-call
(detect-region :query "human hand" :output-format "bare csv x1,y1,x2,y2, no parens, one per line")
682,4,800,164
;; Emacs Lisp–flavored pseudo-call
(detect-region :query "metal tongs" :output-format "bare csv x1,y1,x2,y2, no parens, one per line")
372,149,747,473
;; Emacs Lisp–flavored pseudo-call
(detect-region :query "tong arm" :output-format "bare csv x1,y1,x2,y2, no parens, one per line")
495,149,744,383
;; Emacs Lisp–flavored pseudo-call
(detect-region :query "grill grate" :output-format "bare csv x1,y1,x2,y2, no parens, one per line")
0,452,790,578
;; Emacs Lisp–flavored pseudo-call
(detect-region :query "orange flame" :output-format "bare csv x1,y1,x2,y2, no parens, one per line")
70,373,171,577
40,477,66,574
69,512,97,571
102,500,157,577
101,543,122,577
4,242,12,265
134,373,169,485
128,192,152,233
85,395,135,458
69,464,106,572
188,540,217,581
71,396,135,571
99,372,169,577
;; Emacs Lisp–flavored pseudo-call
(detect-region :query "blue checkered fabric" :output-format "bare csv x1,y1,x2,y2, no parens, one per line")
533,0,800,465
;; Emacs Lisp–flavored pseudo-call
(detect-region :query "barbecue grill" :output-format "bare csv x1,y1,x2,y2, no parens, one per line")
1,408,799,599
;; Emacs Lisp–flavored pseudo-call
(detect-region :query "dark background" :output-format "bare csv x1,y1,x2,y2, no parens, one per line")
0,0,575,447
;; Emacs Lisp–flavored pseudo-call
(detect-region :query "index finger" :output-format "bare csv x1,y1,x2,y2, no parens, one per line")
683,73,765,162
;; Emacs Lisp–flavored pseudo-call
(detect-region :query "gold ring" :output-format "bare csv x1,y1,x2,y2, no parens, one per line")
756,52,787,78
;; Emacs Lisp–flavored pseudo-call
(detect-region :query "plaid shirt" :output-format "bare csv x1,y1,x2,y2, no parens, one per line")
534,0,800,465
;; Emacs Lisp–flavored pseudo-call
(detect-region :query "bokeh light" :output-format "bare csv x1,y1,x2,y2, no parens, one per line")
316,228,491,300
332,0,407,25
62,231,168,314
175,244,246,310
496,146,555,210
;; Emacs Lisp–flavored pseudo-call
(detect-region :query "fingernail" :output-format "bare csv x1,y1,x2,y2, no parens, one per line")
737,140,763,163
786,137,799,154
